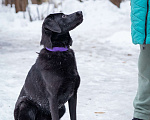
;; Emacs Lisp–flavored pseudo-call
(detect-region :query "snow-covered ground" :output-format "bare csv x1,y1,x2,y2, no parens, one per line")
0,0,140,120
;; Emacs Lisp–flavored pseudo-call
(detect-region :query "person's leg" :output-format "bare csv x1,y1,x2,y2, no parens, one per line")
134,44,150,120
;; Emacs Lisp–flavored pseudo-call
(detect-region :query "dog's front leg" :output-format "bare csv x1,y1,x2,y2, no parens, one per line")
68,93,77,120
41,71,60,120
47,87,60,120
49,96,59,120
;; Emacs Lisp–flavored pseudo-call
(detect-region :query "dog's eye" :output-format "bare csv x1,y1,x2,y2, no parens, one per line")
62,15,66,18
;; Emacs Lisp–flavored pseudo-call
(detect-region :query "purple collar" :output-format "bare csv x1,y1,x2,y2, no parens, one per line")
46,47,68,52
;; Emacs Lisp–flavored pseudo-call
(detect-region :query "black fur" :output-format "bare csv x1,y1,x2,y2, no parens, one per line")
14,11,83,120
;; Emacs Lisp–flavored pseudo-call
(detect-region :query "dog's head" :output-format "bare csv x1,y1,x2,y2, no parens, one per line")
40,11,83,48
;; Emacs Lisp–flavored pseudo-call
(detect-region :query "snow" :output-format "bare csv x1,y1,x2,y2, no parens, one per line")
0,0,139,120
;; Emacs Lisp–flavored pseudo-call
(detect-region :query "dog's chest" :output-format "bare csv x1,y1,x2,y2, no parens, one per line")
57,80,75,108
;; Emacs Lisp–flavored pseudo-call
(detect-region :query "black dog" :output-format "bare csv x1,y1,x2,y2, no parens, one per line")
14,11,83,120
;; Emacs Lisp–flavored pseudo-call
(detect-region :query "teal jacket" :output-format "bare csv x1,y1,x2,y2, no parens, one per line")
131,0,150,44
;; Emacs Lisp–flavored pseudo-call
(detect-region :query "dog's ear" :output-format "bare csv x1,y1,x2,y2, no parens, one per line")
67,33,73,46
40,28,52,48
44,19,61,33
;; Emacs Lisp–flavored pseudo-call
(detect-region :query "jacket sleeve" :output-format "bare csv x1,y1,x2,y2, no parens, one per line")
131,0,147,44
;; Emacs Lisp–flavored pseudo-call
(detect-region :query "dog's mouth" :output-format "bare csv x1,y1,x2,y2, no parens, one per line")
76,11,83,22
75,19,83,27
69,12,83,31
78,16,83,24
73,16,83,29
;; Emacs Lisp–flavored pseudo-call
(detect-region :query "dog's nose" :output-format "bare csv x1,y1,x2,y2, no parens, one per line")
76,11,82,16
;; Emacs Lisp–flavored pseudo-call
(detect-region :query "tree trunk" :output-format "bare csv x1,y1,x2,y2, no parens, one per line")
15,0,28,13
15,0,20,13
2,0,5,5
31,0,42,5
21,0,28,11
5,0,8,6
10,0,14,7
3,0,14,7
110,0,124,8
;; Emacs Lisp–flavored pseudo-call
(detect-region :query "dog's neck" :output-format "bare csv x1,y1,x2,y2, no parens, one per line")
51,32,72,48
46,47,68,52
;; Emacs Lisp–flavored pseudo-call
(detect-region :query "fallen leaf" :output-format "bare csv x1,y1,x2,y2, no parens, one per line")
127,54,132,56
95,112,105,114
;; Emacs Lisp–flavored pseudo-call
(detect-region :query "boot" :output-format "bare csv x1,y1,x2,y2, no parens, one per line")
132,118,143,120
